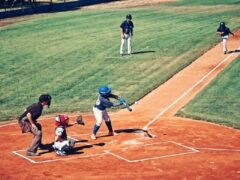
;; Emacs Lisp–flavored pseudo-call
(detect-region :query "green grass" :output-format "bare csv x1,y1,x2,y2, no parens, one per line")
177,56,240,129
0,2,240,120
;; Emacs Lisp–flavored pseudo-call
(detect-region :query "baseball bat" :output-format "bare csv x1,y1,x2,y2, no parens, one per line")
123,101,132,112
119,98,132,112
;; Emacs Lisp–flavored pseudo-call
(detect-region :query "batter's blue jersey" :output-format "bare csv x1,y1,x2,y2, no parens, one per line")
94,94,119,110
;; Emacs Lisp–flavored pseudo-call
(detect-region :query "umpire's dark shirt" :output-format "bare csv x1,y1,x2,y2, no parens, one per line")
19,102,43,123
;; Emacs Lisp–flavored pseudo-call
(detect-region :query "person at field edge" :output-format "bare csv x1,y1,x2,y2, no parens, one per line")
120,14,134,55
18,94,52,156
91,85,123,140
52,114,75,156
216,22,234,54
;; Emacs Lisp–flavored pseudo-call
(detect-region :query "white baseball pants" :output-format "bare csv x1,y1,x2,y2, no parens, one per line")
93,107,110,126
120,33,132,55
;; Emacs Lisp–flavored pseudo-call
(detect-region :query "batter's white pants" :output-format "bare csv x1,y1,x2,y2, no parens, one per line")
222,35,229,52
93,107,110,126
120,34,132,55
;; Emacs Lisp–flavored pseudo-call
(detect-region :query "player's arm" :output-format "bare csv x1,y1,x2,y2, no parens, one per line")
120,22,125,39
120,28,125,39
216,28,223,35
26,112,37,131
229,29,234,36
216,31,223,35
109,93,120,100
131,21,134,36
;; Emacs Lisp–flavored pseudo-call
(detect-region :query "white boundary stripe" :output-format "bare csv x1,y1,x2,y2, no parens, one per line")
12,150,37,164
0,122,18,128
12,149,107,164
105,141,199,163
37,153,107,164
143,48,239,130
129,151,198,163
195,147,240,152
104,150,131,162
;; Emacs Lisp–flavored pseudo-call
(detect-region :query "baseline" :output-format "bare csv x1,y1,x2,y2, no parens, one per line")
143,45,240,130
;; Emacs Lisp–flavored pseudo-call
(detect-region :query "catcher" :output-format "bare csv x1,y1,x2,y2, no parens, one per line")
53,114,74,156
53,114,84,156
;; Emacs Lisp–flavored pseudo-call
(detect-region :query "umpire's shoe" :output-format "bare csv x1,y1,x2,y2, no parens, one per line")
26,151,40,156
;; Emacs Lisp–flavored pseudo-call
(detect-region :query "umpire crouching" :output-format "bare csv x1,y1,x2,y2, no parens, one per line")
18,94,52,156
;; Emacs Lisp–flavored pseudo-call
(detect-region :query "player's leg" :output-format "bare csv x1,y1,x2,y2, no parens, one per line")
91,107,103,139
127,35,132,55
120,37,125,55
103,110,118,136
27,123,42,156
223,37,228,54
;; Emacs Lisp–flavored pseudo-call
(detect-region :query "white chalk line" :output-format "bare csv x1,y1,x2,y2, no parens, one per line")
12,150,37,164
12,149,107,164
194,147,240,152
143,46,240,130
105,141,198,163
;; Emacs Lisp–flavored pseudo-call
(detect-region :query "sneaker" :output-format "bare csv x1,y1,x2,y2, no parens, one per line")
91,134,97,140
26,151,39,156
108,132,118,136
56,150,66,156
224,51,228,54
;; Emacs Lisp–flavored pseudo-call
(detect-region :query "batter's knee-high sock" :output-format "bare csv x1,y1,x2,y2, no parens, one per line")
93,124,100,135
105,121,113,132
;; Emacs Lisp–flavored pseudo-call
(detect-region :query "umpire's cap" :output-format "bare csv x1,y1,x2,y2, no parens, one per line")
126,14,132,20
39,94,52,107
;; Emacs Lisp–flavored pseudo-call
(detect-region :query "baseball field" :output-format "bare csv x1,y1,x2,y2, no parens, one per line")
0,0,240,179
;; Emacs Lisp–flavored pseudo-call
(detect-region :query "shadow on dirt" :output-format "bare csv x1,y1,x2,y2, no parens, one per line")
228,49,240,54
115,128,154,138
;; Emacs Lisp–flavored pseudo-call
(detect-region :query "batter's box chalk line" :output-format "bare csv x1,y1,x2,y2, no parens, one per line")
104,141,199,163
12,149,107,164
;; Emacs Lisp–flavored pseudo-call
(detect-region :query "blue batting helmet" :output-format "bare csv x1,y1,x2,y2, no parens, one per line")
98,85,111,98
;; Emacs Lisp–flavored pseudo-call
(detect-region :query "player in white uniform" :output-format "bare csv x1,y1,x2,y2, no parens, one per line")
216,22,234,54
91,85,123,140
53,114,75,156
120,14,134,55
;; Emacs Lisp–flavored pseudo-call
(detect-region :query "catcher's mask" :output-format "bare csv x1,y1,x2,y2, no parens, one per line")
39,94,52,107
55,114,69,127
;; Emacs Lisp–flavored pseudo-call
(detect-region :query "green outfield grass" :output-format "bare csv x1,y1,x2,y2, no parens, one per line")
177,56,240,129
0,1,240,120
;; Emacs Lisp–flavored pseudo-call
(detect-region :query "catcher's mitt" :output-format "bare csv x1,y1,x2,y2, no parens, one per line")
76,115,85,126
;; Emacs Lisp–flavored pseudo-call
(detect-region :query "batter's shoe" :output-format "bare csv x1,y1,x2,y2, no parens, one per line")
26,151,40,156
91,134,97,140
224,51,228,54
108,132,118,136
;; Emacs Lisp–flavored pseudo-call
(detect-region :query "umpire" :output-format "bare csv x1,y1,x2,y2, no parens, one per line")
18,94,52,156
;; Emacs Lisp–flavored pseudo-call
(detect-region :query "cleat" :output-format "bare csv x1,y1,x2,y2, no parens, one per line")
26,151,39,156
108,132,118,136
91,134,97,140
